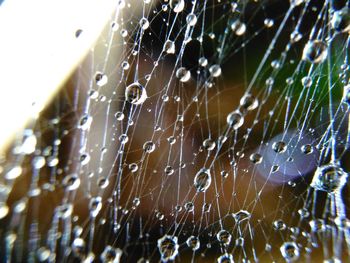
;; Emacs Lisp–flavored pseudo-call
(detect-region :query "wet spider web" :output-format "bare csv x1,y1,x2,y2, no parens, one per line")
1,0,350,262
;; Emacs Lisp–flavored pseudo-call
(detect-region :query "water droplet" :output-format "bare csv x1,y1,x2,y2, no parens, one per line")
198,57,208,67
163,40,175,54
119,134,129,144
32,156,45,169
125,83,147,105
140,17,150,30
157,235,179,261
184,202,194,212
194,168,212,192
89,197,102,217
272,141,287,153
250,153,263,164
5,166,22,180
186,236,200,251
230,19,247,35
226,111,244,129
301,76,313,87
273,219,287,230
37,247,51,262
0,203,9,219
143,141,155,153
167,136,176,145
280,242,300,261
311,163,348,193
233,210,251,222
164,165,174,175
97,177,109,189
240,93,258,111
95,72,108,87
100,246,122,263
129,163,139,173
202,203,211,213
290,0,305,7
57,203,73,219
264,18,274,28
217,253,234,263
176,67,191,82
302,40,328,64
115,111,125,121
186,13,197,26
203,138,216,151
332,7,350,33
78,115,92,130
62,174,80,191
298,208,310,218
301,144,313,154
290,31,302,43
80,153,90,166
209,64,222,77
216,230,232,246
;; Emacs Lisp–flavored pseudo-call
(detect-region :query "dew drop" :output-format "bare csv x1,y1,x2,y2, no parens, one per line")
62,174,80,191
209,64,222,77
250,153,263,164
233,210,251,223
217,253,234,263
186,236,200,251
194,168,212,192
198,57,208,67
0,203,9,219
170,0,185,13
143,141,155,153
226,111,244,129
157,235,179,261
100,246,122,263
311,163,348,193
89,197,102,217
230,19,247,35
202,138,216,151
273,219,287,230
125,83,147,105
164,165,174,175
280,242,300,261
272,141,287,153
186,13,197,26
176,67,191,82
301,144,313,154
331,7,350,33
163,40,175,54
139,17,150,30
302,40,328,64
129,163,139,173
216,230,232,246
95,72,108,87
240,93,258,111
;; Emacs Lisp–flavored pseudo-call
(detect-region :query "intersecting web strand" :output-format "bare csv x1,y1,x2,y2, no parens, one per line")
1,0,350,262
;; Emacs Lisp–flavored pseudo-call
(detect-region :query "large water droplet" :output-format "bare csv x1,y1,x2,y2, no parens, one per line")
125,83,147,105
170,0,185,13
311,163,348,193
280,242,300,261
157,235,179,261
302,40,328,64
186,236,200,251
176,67,191,82
332,7,350,33
226,111,244,129
194,168,212,192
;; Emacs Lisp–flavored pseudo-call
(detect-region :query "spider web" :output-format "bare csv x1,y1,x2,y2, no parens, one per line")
1,0,350,262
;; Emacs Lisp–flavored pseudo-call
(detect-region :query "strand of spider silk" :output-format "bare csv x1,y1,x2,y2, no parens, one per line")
149,1,198,135
246,5,293,94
